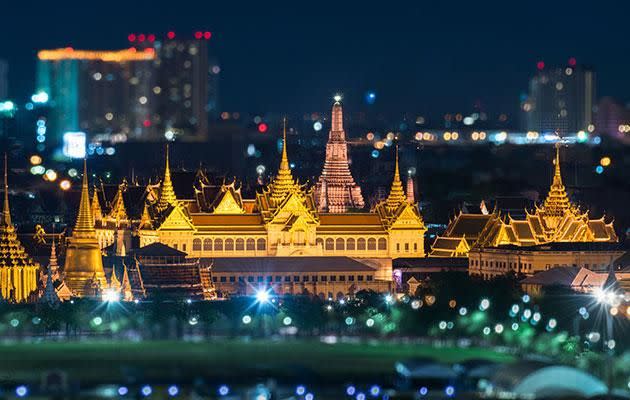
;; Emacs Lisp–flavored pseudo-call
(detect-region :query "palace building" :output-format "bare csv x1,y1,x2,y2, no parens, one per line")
0,156,40,303
134,125,426,263
431,144,617,257
314,98,365,212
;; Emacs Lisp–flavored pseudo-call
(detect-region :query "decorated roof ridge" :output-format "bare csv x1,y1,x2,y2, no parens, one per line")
1,154,11,228
269,117,299,203
157,143,177,210
73,159,96,234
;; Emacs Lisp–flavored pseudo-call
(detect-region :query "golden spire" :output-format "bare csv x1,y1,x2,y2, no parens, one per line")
91,186,103,221
1,153,11,227
74,159,96,234
270,118,296,202
541,142,572,218
158,144,177,210
386,146,406,209
109,180,128,223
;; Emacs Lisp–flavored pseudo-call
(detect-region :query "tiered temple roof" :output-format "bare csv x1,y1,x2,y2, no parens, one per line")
431,144,618,257
0,155,40,303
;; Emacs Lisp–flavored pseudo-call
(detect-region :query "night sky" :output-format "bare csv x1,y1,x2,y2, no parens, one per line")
2,0,629,118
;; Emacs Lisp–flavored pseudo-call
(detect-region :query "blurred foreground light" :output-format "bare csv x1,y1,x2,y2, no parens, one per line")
255,288,271,304
445,386,455,397
600,156,611,167
30,165,45,175
369,385,380,396
296,385,306,396
15,385,28,397
168,385,179,396
522,294,530,303
31,91,49,104
141,385,152,397
218,385,230,396
459,307,467,316
366,318,375,327
346,385,356,396
419,387,428,396
242,315,252,324
479,298,490,311
118,386,129,396
313,121,323,131
283,316,292,326
384,293,394,305
102,288,120,303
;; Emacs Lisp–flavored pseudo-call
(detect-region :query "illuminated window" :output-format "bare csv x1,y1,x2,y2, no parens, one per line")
325,238,334,251
257,238,266,251
214,239,223,251
246,238,255,251
335,238,344,251
367,238,376,250
193,239,201,251
225,239,234,251
377,238,387,250
236,238,244,251
346,238,355,250
203,238,212,251
357,238,366,250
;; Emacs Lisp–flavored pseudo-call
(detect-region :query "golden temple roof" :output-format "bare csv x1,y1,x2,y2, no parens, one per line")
268,119,298,203
385,146,406,210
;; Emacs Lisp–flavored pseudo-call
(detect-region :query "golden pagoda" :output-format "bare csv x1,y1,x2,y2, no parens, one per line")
0,155,39,303
431,144,617,257
64,159,107,296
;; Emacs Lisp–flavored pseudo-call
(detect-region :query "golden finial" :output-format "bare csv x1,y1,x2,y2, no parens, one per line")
1,153,11,227
386,145,406,208
73,158,96,234
158,143,177,209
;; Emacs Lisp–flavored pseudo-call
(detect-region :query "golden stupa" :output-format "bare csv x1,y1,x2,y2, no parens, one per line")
64,159,107,296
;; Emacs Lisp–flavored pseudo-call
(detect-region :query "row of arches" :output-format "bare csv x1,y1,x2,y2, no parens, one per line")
192,238,267,252
317,237,387,252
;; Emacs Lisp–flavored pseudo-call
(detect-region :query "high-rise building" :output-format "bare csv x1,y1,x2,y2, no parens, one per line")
521,60,595,135
314,98,365,212
0,59,8,100
36,48,156,148
36,32,219,148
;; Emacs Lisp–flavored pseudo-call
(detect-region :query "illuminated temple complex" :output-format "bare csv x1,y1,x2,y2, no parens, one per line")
430,144,618,257
314,98,365,212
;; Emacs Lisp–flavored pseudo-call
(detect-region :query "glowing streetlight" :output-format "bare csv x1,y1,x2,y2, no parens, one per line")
255,288,271,304
102,288,121,303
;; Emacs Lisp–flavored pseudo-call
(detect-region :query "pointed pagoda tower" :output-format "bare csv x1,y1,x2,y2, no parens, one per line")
64,159,107,297
157,144,177,211
0,155,40,302
268,119,298,204
385,147,407,211
406,174,415,204
39,263,61,308
314,96,365,212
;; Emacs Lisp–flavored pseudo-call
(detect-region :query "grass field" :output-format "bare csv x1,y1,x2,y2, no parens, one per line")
0,339,514,384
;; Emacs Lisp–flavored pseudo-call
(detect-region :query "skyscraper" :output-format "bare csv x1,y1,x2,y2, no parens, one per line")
36,32,218,148
314,97,365,212
0,59,8,100
522,60,595,135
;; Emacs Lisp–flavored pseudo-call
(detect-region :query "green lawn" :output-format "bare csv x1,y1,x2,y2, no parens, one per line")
0,339,514,383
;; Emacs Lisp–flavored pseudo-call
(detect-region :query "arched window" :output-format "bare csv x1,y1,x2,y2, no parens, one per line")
378,238,387,250
346,238,355,250
193,239,202,251
335,238,344,251
367,238,376,250
225,238,234,251
236,238,245,251
246,238,255,251
257,238,266,251
214,238,223,251
357,238,366,250
316,238,324,247
203,238,212,251
325,238,334,251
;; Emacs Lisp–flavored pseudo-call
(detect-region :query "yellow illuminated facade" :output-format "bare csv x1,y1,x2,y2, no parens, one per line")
431,144,617,257
37,48,156,62
0,157,39,303
91,126,426,274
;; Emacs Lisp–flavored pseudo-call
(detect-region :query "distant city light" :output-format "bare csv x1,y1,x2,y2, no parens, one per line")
258,123,268,133
44,169,58,182
59,179,71,191
167,31,176,39
595,165,604,174
365,91,376,104
31,91,49,104
599,156,611,167
29,155,42,165
62,132,87,158
536,61,545,70
313,121,323,131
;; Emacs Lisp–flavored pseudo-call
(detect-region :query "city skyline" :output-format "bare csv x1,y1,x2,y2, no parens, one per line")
2,1,630,118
